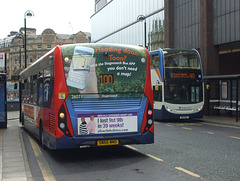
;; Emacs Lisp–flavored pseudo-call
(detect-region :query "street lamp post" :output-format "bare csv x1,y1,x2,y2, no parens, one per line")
24,10,34,68
137,15,147,48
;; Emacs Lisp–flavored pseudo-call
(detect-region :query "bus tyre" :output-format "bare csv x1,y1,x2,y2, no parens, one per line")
39,122,46,149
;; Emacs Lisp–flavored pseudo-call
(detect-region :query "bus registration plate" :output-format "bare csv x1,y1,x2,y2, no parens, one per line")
97,139,119,146
180,116,189,119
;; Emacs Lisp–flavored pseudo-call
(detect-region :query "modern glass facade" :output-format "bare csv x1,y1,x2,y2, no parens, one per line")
91,0,164,50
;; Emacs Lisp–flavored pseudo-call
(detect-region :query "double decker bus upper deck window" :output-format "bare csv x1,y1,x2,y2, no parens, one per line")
164,50,202,80
164,50,200,69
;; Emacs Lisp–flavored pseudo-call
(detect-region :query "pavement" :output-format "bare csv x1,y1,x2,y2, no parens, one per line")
200,115,240,127
0,111,32,181
0,111,239,181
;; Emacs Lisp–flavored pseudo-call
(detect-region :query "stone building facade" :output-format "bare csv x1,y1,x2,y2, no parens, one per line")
0,28,90,79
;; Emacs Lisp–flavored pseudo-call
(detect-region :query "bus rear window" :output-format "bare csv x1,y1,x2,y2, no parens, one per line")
62,45,147,96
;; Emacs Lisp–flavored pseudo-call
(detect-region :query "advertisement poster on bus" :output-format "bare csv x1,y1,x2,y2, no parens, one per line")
0,81,6,123
61,44,147,97
0,53,5,72
77,113,138,135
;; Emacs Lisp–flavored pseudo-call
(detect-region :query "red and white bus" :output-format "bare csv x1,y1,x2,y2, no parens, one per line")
20,43,154,149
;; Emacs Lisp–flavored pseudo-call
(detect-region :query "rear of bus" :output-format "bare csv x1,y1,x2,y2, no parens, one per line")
53,43,153,149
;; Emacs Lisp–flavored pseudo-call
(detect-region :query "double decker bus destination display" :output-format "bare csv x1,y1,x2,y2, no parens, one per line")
171,73,197,79
166,69,202,80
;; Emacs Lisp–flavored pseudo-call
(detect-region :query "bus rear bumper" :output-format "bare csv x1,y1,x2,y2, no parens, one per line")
51,131,154,150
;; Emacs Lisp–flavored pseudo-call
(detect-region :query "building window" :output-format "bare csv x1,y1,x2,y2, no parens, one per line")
47,45,51,49
22,55,25,67
29,45,33,50
14,57,18,65
37,45,42,49
29,55,33,64
37,54,42,59
14,48,17,52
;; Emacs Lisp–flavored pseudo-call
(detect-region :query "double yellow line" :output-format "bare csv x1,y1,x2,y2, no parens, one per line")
28,135,56,181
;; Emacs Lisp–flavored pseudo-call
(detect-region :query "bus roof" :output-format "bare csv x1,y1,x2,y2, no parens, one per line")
19,43,147,80
19,46,56,79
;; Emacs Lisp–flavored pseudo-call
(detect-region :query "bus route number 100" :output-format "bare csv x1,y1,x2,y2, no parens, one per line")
100,74,114,84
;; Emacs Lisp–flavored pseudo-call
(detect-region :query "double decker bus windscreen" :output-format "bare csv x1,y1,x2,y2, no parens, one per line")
163,50,203,104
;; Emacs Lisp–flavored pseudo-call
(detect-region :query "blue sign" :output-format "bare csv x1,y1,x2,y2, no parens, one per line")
0,81,6,123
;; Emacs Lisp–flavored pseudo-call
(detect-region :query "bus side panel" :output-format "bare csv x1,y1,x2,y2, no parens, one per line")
142,49,154,134
144,49,154,107
54,46,74,138
22,104,43,139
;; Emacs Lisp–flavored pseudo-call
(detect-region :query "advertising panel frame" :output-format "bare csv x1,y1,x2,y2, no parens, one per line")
0,73,7,128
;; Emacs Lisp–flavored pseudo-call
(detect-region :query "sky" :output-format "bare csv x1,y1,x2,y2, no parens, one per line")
0,0,95,39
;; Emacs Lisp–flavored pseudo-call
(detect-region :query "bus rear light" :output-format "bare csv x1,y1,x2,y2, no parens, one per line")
59,113,65,119
59,123,65,129
148,119,153,125
142,102,154,133
148,110,153,115
58,104,72,137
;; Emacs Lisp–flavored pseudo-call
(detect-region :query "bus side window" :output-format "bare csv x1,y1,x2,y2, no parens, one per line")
27,77,33,104
43,66,53,108
22,79,27,103
150,55,160,69
153,56,160,68
32,75,38,105
43,68,51,104
38,71,44,106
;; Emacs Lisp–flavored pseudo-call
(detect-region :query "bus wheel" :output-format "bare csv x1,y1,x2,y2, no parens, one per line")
39,121,46,149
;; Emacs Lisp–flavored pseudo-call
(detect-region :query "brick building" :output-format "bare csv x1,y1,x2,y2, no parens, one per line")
0,28,90,79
